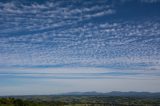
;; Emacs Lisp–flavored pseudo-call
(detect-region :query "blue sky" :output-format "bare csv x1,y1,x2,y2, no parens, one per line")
0,0,160,95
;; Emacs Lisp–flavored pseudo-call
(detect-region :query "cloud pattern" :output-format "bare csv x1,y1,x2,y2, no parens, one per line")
1,0,160,95
0,0,160,76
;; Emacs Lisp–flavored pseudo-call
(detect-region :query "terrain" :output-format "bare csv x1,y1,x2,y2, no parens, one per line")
0,92,160,106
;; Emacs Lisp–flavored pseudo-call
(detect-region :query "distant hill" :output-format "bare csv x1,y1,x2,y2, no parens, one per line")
59,91,160,98
1,91,160,99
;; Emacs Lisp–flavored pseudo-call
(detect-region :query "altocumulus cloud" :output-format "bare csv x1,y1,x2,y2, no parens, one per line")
0,0,160,95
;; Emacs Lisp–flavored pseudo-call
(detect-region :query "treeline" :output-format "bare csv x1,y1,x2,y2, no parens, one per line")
0,98,66,106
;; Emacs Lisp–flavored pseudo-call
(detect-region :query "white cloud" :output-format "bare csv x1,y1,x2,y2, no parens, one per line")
0,0,160,79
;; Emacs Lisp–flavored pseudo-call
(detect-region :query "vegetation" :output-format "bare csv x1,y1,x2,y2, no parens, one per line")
0,96,160,106
0,98,66,106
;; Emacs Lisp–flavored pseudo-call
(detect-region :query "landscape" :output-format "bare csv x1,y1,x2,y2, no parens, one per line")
1,92,160,106
0,0,160,106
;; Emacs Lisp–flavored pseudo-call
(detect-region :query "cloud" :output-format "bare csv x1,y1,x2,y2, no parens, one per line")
0,19,160,72
0,0,160,78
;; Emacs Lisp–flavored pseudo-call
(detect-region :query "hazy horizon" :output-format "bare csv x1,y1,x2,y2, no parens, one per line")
0,0,160,96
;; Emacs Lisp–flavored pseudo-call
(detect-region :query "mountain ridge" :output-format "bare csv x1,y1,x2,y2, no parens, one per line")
58,91,160,98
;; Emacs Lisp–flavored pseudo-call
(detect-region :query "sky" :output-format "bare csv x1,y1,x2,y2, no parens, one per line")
0,0,160,96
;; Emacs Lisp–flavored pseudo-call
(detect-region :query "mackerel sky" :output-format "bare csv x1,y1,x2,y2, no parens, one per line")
0,0,160,95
